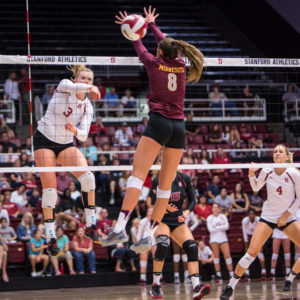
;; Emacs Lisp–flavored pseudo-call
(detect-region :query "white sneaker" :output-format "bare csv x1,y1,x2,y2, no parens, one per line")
184,276,191,284
36,271,43,277
31,272,38,277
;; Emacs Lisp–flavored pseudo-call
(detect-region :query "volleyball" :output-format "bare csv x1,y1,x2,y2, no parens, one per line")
120,14,147,41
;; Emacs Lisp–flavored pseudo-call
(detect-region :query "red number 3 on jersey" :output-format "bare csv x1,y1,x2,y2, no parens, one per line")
276,186,282,195
63,107,73,117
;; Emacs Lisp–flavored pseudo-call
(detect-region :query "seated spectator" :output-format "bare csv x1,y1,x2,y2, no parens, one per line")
111,243,136,272
20,153,31,167
119,171,131,199
4,71,20,102
207,175,221,203
229,126,241,147
29,229,49,277
20,137,32,156
17,212,37,242
282,84,298,120
208,125,222,144
51,226,75,276
185,148,198,164
95,154,110,193
114,122,135,147
22,172,37,189
208,84,224,116
215,187,232,215
198,240,215,281
0,201,10,225
72,226,96,274
6,147,19,163
56,172,73,196
198,149,211,174
11,184,27,208
41,85,55,110
9,160,22,188
239,124,264,148
121,89,136,108
213,147,231,165
56,188,78,230
89,116,106,136
230,183,250,212
247,144,259,160
97,208,113,239
104,86,119,106
69,181,81,202
0,217,17,242
136,117,148,136
181,157,195,178
0,233,9,281
79,139,98,163
95,77,106,99
109,158,123,205
241,86,259,116
27,188,41,208
185,113,200,140
192,177,204,199
0,117,15,139
0,173,10,188
194,195,212,223
2,191,19,218
249,190,263,211
0,132,17,152
221,125,231,144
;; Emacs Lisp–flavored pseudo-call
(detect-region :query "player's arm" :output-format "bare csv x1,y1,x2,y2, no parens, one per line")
206,216,218,234
241,218,249,246
249,167,267,192
216,214,229,231
144,6,165,43
57,79,92,94
189,212,199,232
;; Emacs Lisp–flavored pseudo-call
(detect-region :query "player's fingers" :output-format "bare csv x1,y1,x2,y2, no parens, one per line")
152,8,156,15
119,11,125,19
154,13,159,19
115,15,123,21
124,11,127,17
144,7,147,16
148,5,152,14
115,21,122,25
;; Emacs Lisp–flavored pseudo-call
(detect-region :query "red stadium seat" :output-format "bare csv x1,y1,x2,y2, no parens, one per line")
95,136,110,146
94,244,108,260
193,224,209,241
230,212,247,223
228,233,244,253
10,218,21,231
106,126,116,136
8,242,25,263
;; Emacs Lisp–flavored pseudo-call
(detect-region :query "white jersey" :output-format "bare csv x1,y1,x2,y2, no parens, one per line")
249,168,300,223
185,212,199,232
272,228,288,239
295,208,300,223
136,217,156,246
198,245,213,260
242,216,260,242
206,213,229,244
37,79,94,144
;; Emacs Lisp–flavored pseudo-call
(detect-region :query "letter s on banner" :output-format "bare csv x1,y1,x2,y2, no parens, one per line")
111,57,115,63
218,58,222,64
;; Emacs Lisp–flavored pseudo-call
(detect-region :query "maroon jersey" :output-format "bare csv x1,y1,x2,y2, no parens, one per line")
133,23,186,119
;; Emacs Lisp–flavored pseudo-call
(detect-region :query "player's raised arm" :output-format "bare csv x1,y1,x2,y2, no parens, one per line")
143,6,165,43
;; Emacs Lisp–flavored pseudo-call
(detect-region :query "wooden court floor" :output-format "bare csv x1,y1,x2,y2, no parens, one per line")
1,280,300,300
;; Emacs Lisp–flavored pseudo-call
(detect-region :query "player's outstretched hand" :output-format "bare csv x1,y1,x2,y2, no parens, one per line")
89,86,101,101
115,11,128,24
144,6,159,24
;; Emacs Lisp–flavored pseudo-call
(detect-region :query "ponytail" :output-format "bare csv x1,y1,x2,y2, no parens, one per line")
67,65,93,78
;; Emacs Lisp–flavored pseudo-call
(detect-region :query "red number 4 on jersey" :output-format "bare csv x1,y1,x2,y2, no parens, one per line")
276,186,282,195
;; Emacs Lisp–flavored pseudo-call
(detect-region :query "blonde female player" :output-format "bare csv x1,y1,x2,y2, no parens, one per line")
220,144,300,300
34,65,101,256
103,6,204,251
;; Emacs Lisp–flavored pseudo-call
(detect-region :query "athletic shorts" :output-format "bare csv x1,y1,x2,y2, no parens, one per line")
259,217,296,231
163,222,185,232
143,112,185,149
33,130,74,157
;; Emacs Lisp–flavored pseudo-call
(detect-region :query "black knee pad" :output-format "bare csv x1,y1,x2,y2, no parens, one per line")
182,239,198,262
81,192,94,209
154,235,170,261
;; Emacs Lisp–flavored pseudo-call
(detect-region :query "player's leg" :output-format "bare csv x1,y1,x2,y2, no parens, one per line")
220,221,272,300
57,147,100,243
220,242,233,277
104,136,162,247
257,250,267,280
283,238,291,275
34,148,62,256
210,243,221,281
139,250,149,285
150,223,170,299
2,250,8,282
270,237,280,278
171,224,211,299
172,239,181,283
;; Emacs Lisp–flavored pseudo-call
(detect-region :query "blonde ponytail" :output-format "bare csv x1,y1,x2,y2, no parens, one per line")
67,65,93,78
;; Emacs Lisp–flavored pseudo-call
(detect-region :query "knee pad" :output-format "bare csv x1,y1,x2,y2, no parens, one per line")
156,187,171,199
79,172,95,192
42,188,58,208
258,252,264,260
140,260,147,268
285,253,291,260
213,258,220,264
173,254,180,263
127,175,144,190
239,253,255,269
182,240,198,262
225,257,232,265
272,253,278,261
154,235,170,261
181,254,188,263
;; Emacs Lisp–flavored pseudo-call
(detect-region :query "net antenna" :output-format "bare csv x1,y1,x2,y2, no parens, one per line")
26,0,34,162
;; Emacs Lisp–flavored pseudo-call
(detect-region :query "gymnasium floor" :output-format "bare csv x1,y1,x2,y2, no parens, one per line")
1,280,300,300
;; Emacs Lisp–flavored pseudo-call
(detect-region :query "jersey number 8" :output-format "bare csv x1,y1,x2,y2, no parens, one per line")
168,73,177,91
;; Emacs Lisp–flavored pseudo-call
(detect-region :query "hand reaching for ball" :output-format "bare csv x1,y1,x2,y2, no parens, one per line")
115,11,128,24
143,6,159,24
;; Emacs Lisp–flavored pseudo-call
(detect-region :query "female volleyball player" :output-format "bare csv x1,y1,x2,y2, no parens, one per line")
103,6,204,252
149,172,211,299
34,65,101,255
220,144,300,300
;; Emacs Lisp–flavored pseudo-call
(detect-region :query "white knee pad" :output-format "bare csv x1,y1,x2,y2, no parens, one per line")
181,254,188,263
213,258,220,264
225,257,232,265
41,188,58,208
140,260,147,268
127,175,144,190
285,253,291,260
239,253,255,269
79,172,95,192
272,253,278,261
258,252,264,260
173,254,180,263
157,187,171,199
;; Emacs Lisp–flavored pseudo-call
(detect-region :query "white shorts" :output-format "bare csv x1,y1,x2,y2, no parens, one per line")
272,228,288,240
209,238,228,245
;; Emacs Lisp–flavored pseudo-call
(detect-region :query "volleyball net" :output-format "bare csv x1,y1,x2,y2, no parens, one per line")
0,54,300,175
